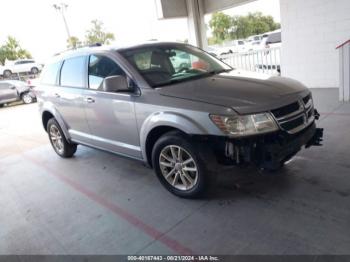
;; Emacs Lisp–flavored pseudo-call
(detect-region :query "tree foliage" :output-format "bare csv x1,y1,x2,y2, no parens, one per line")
67,36,82,49
84,20,115,45
0,36,32,65
209,12,281,44
209,12,232,43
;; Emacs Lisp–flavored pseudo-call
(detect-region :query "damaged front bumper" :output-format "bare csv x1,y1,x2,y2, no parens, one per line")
199,121,323,171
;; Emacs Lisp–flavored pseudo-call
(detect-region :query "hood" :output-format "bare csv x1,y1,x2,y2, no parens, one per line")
157,70,310,114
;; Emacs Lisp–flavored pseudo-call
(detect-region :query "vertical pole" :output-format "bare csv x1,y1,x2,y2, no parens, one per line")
53,3,71,40
61,10,71,39
186,0,207,50
339,47,344,102
344,44,350,102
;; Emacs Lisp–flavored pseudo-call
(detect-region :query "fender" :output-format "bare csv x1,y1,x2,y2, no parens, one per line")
139,111,209,161
41,101,71,141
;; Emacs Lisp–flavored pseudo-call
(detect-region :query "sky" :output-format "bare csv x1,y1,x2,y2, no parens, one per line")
0,0,280,62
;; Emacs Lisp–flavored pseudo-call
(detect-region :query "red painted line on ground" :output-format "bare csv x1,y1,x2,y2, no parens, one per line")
24,155,193,255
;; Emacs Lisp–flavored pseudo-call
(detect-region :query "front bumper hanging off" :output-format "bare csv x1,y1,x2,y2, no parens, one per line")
200,118,324,171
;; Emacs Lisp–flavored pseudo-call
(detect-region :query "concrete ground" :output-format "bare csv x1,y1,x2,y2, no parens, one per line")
0,88,349,255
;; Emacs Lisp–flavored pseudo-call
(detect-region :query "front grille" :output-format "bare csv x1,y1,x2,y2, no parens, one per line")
280,116,305,131
271,94,314,134
303,94,311,105
271,102,300,119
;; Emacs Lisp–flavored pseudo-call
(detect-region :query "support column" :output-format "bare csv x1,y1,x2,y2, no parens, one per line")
337,40,350,102
186,0,208,50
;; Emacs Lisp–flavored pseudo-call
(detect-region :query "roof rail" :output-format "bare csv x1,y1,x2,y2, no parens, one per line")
54,43,103,56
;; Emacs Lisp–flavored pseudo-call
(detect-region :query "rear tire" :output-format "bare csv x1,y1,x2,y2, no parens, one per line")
3,70,12,78
152,131,210,198
0,104,4,108
47,118,77,158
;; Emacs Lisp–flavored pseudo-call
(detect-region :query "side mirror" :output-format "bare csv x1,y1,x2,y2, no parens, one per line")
102,75,131,93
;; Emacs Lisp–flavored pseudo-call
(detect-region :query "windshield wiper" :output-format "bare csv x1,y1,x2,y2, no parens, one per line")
209,68,234,74
153,69,234,88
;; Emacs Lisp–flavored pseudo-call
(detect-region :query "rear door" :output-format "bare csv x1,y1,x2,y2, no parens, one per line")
82,54,141,158
12,61,25,73
0,82,18,103
55,56,91,144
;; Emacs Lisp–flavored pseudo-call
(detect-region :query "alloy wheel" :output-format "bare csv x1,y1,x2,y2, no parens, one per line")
22,94,33,104
159,145,198,191
49,125,64,154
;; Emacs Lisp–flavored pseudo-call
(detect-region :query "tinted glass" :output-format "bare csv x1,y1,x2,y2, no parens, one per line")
121,45,231,88
88,55,125,90
267,32,281,44
40,62,62,85
60,56,86,88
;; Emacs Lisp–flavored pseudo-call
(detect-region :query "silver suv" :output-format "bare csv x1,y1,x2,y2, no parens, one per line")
37,42,323,198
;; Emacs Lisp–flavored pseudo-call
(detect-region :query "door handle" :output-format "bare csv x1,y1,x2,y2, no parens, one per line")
54,93,60,98
85,97,95,103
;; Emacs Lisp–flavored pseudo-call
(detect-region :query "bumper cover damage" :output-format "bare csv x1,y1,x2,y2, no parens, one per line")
200,121,323,171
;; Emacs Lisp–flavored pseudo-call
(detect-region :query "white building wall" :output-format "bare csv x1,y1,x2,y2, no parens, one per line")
280,0,350,88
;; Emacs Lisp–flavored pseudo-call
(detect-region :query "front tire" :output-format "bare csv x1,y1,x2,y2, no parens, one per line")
31,67,39,75
21,93,33,104
152,131,209,198
47,118,77,158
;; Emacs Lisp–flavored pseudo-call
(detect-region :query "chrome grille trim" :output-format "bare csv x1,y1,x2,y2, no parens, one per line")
275,101,304,121
271,94,314,134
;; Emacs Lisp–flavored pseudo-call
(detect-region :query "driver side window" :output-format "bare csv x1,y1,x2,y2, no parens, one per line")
88,55,125,90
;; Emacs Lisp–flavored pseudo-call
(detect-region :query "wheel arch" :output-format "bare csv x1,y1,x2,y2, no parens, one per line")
144,126,186,167
140,111,208,167
41,105,71,141
42,111,55,131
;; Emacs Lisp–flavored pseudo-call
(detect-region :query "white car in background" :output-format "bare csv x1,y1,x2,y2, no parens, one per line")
214,40,247,55
261,30,282,49
169,51,191,70
0,59,43,78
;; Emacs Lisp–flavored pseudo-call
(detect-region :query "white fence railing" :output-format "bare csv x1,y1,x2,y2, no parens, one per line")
219,47,281,75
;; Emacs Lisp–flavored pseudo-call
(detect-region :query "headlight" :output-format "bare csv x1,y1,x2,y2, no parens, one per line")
210,113,279,137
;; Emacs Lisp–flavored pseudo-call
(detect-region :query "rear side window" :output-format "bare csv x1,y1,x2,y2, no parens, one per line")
60,56,86,88
40,62,62,85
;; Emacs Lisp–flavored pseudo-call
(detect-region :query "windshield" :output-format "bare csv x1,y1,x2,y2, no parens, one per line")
120,44,232,88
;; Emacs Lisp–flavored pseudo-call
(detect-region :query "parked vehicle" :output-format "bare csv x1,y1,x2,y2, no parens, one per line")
37,42,323,198
223,40,246,54
262,30,282,49
247,40,262,51
170,51,191,70
0,59,43,78
246,34,264,43
0,80,36,107
205,46,220,57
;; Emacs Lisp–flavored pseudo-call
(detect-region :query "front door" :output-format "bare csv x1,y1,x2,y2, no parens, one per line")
82,54,141,159
0,82,18,103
